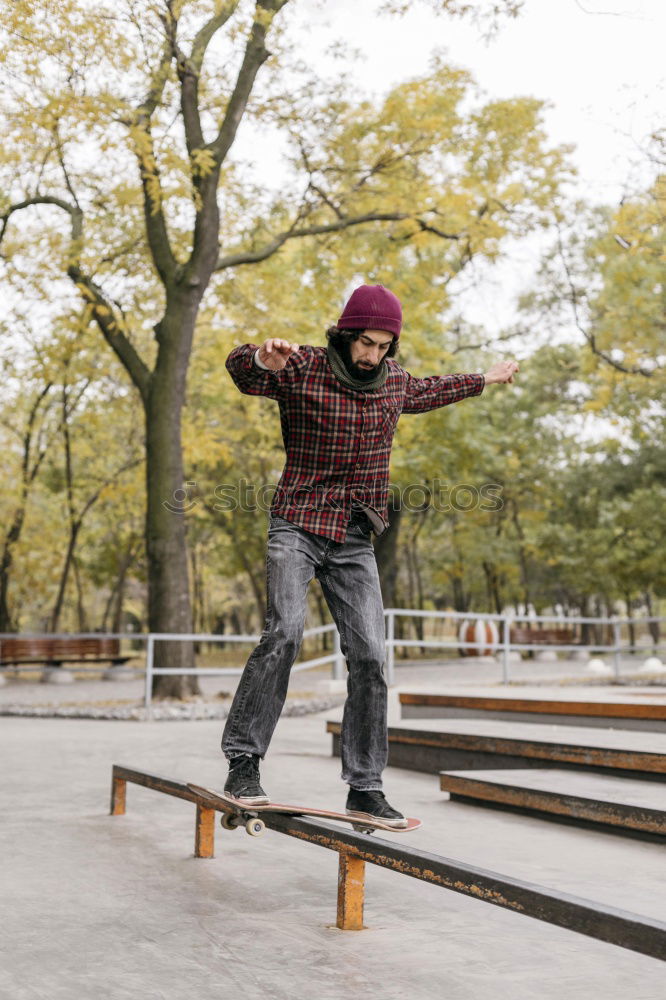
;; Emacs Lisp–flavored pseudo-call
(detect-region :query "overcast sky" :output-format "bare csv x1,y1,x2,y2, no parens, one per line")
243,0,664,342
295,0,664,204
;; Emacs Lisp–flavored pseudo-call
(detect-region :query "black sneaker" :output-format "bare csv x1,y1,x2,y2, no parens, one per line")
346,788,408,829
224,754,269,805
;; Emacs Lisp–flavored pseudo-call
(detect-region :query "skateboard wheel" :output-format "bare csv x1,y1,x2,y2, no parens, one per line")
220,813,240,831
245,818,265,837
351,824,374,835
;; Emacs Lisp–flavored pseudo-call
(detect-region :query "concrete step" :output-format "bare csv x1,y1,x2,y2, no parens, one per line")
399,691,666,732
326,718,666,779
439,768,666,836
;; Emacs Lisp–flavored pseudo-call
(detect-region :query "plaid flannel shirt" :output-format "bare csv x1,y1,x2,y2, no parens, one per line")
226,344,485,542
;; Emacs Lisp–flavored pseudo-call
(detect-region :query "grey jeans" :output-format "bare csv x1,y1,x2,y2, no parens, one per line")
221,515,388,790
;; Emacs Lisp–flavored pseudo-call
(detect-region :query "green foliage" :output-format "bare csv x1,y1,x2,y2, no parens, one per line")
0,0,662,632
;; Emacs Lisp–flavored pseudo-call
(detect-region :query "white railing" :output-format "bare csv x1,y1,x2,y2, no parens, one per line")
143,625,344,710
2,612,664,710
383,609,665,684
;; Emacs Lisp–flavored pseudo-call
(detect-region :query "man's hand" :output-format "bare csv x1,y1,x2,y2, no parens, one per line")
484,360,520,385
257,338,300,371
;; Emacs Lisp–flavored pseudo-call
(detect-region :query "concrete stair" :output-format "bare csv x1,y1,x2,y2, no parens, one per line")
326,718,666,780
438,768,666,837
399,691,666,732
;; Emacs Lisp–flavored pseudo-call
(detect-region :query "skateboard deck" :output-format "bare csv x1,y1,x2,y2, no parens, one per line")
187,783,422,836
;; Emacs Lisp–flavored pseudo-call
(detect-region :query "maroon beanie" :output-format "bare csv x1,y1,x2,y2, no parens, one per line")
338,284,402,339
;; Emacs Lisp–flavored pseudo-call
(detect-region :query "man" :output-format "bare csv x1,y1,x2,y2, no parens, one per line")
222,284,518,827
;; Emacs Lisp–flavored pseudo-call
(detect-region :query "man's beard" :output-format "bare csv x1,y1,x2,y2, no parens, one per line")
340,342,380,382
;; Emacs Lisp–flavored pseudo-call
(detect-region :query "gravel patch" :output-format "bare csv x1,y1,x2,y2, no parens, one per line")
0,695,346,721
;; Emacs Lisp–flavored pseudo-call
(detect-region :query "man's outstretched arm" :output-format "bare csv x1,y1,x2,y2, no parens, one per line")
226,339,307,399
401,359,520,413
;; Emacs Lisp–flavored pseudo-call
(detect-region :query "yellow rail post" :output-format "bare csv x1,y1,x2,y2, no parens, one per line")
195,805,216,858
110,776,127,815
336,852,365,930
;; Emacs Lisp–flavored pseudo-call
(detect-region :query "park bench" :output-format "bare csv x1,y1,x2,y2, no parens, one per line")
0,636,131,670
509,625,577,647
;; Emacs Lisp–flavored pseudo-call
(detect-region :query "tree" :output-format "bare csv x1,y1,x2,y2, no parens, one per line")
0,353,56,630
0,0,544,695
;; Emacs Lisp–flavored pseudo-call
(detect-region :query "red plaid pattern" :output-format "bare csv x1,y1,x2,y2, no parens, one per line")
226,345,485,542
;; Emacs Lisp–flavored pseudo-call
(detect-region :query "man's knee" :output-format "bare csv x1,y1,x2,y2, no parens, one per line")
271,619,304,649
352,643,386,673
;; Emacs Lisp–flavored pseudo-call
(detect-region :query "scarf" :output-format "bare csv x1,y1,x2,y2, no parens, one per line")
326,342,388,392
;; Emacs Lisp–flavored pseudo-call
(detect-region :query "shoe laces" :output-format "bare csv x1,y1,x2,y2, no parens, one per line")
231,754,259,778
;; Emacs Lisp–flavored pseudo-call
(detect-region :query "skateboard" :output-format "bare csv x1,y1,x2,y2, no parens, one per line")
187,784,422,837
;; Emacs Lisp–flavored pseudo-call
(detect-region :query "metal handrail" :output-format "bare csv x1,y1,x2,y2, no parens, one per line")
2,610,663,700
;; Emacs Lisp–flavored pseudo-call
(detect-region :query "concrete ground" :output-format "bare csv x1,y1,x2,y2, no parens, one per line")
2,695,665,1000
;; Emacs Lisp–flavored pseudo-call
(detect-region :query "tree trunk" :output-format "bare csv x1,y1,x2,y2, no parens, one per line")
482,560,503,615
451,576,468,614
232,532,267,624
0,510,25,632
72,556,89,632
50,521,81,632
374,496,402,607
145,304,199,697
510,499,532,613
0,384,53,632
100,539,136,632
624,592,635,651
644,590,660,646
374,497,407,652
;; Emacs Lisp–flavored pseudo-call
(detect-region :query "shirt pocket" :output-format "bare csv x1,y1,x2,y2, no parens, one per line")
379,401,402,444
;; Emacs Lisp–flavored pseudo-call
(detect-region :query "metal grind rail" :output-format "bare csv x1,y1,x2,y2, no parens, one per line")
110,765,665,960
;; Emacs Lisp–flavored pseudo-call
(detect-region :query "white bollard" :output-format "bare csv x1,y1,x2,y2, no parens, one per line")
41,668,75,684
585,657,613,676
639,656,666,675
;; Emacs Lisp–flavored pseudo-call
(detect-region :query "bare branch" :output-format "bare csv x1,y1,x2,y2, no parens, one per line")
215,211,411,270
78,456,143,521
209,0,291,165
0,196,151,398
22,382,54,486
398,217,463,242
298,139,345,219
127,120,178,286
0,195,83,248
53,122,82,211
190,0,240,73
450,327,526,354
116,19,180,285
68,269,152,398
556,230,655,378
573,1,647,19
134,39,173,123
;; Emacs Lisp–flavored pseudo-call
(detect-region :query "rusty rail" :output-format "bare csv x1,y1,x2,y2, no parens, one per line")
110,764,666,960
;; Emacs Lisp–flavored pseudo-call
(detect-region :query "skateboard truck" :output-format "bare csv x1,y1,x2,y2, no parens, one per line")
220,810,266,836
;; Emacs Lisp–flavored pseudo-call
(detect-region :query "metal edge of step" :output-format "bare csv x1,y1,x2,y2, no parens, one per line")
438,770,666,836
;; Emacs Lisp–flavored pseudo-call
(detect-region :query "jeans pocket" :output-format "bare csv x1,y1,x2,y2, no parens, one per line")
269,515,297,532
